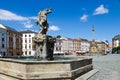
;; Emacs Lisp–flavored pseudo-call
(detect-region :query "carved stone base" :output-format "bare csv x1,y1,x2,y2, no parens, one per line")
90,40,98,54
33,35,55,60
0,58,93,80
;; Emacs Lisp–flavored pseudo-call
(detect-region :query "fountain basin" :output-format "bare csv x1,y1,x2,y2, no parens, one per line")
0,57,93,80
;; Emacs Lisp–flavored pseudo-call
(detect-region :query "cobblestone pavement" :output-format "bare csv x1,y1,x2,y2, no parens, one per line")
86,54,120,80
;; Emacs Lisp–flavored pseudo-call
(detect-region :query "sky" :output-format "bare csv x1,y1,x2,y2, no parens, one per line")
0,0,120,43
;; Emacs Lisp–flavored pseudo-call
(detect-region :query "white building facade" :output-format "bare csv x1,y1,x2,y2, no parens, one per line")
0,25,7,56
21,30,37,56
80,39,90,53
61,37,73,54
54,37,73,54
54,38,62,54
54,37,91,54
112,35,120,47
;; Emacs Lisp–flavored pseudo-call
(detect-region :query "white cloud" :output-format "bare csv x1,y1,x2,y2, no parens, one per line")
0,9,37,29
0,9,37,21
82,8,86,11
49,25,60,31
93,4,109,15
22,20,34,29
80,14,88,22
28,16,37,20
0,9,28,21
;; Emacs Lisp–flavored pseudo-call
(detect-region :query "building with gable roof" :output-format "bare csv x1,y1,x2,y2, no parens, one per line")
0,24,22,57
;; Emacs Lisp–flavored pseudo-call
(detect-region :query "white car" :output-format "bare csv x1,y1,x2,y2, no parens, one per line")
0,53,4,57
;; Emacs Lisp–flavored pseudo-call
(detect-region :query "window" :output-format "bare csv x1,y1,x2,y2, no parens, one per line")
2,38,4,42
25,45,27,49
29,39,31,43
29,35,31,37
9,32,10,35
2,33,4,36
11,53,13,56
29,51,31,55
2,44,4,48
59,42,61,45
22,40,23,43
25,39,27,43
25,35,27,37
56,47,58,51
29,45,31,49
25,51,27,55
9,37,13,42
59,48,61,51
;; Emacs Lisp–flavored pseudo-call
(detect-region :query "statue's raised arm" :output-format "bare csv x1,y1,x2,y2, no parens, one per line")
36,8,52,35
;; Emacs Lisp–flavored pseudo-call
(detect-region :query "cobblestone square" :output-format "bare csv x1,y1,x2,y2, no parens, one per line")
87,54,120,80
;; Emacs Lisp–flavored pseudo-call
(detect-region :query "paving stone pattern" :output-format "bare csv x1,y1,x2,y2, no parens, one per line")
87,54,120,80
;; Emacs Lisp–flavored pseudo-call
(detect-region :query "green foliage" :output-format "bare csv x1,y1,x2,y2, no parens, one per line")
112,46,120,51
49,37,56,43
56,35,61,38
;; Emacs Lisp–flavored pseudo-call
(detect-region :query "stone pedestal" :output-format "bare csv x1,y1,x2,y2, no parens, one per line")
90,40,98,54
0,58,93,80
33,35,55,60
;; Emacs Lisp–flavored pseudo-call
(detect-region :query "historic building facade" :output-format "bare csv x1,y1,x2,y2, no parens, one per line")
54,36,108,55
54,38,63,54
80,38,90,53
21,30,37,56
97,41,107,54
0,24,7,56
61,37,73,54
54,37,73,54
73,38,81,53
112,35,120,47
0,24,22,57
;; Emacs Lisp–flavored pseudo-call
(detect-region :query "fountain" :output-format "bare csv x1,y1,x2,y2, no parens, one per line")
33,8,55,60
0,8,93,80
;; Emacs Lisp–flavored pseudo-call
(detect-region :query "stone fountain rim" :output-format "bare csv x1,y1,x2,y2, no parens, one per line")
0,57,92,64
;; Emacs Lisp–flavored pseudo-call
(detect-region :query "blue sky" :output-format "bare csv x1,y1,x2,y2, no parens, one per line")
0,0,120,43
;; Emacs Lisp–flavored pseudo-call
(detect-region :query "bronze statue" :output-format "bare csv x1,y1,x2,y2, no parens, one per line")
36,8,52,35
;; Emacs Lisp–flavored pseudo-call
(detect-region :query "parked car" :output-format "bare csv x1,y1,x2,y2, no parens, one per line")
0,53,4,58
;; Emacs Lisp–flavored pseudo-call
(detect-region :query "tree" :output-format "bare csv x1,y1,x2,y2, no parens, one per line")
56,35,61,38
112,46,120,54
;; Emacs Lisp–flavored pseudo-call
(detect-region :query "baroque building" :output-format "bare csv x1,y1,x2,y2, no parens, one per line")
97,41,107,54
54,38,62,54
80,38,90,53
20,30,37,56
54,37,73,54
0,24,22,57
61,37,73,54
112,35,120,47
73,38,81,53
